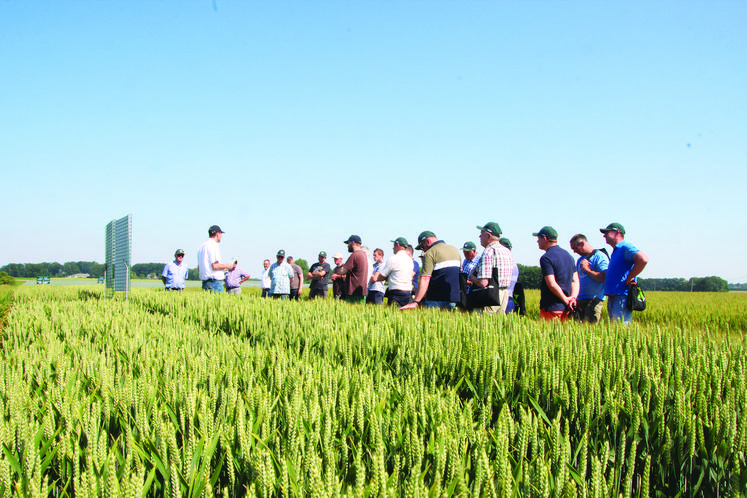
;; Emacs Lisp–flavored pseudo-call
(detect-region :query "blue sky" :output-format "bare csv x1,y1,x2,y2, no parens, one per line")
2,1,746,282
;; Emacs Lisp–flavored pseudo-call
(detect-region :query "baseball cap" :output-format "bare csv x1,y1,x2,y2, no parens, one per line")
600,222,626,235
174,249,185,256
333,252,344,259
476,222,502,237
392,236,409,247
533,226,558,240
415,230,436,250
462,241,476,251
276,249,285,257
319,251,327,257
499,237,512,250
208,225,224,236
343,235,362,244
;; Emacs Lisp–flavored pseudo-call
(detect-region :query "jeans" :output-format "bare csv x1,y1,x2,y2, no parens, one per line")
308,288,327,299
425,301,457,310
261,288,271,298
366,290,384,304
388,290,411,307
202,279,224,292
607,295,632,324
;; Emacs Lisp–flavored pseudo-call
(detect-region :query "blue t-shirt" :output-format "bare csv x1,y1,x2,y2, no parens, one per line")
604,240,639,296
539,245,576,312
577,250,609,301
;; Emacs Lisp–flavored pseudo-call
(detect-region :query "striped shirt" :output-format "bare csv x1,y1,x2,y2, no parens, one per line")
472,241,513,288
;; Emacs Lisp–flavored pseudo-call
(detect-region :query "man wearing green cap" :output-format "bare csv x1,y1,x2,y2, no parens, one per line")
469,222,513,313
600,223,649,323
401,231,461,310
162,249,188,291
372,237,415,307
534,226,578,321
269,249,294,299
307,252,331,299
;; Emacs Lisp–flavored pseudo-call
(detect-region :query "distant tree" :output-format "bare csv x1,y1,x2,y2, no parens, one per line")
517,264,542,289
0,272,14,285
188,268,200,281
295,259,310,282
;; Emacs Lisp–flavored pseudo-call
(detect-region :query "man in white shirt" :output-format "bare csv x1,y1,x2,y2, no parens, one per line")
372,237,414,307
197,225,236,292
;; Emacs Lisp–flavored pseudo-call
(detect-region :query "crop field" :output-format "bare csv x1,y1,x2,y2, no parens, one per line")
0,285,746,497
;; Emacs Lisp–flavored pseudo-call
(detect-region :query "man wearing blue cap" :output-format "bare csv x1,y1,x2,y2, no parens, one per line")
600,223,649,323
332,235,369,303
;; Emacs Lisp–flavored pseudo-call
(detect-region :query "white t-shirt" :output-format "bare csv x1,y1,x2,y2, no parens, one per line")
379,250,414,292
197,238,224,281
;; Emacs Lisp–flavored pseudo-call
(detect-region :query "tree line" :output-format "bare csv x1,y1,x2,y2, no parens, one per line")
0,261,730,292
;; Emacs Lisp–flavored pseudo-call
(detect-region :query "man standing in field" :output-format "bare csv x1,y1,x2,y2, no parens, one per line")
224,260,251,295
499,237,521,314
307,251,331,299
460,241,479,294
534,226,578,321
197,225,236,292
371,237,414,307
331,235,369,304
469,222,513,313
287,256,304,301
260,259,271,297
162,249,188,291
269,250,295,299
401,231,461,310
331,252,345,299
366,248,386,305
601,223,649,324
569,234,609,324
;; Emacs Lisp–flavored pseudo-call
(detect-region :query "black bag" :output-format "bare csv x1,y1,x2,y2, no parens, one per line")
466,267,502,310
627,282,646,311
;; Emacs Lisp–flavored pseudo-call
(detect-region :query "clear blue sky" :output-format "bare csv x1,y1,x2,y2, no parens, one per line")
2,1,746,282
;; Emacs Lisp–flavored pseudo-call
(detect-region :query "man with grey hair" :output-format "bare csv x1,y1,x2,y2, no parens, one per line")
468,222,513,313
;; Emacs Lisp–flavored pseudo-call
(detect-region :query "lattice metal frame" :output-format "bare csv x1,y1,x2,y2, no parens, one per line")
105,214,131,299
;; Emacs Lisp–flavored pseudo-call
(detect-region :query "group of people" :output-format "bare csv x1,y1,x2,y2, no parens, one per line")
160,221,648,323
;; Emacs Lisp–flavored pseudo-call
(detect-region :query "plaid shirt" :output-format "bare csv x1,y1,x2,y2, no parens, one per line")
472,241,513,288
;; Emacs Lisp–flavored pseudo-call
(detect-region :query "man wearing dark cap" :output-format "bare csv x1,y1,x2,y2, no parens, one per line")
534,226,578,321
197,225,236,292
371,237,415,307
269,250,295,299
500,237,522,314
601,222,649,323
331,235,369,303
401,231,461,310
307,251,331,299
161,249,188,291
469,222,513,313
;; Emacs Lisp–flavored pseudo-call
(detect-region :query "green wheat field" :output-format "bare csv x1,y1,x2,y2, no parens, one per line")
1,285,746,497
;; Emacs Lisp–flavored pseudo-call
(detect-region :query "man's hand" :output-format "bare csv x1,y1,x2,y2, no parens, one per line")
400,302,418,310
579,259,590,272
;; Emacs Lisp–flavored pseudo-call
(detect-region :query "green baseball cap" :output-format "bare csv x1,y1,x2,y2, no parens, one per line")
276,249,286,257
392,237,409,247
319,251,327,257
600,222,626,235
174,249,185,256
476,222,502,237
533,226,558,240
499,237,512,250
462,241,476,251
415,231,436,250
